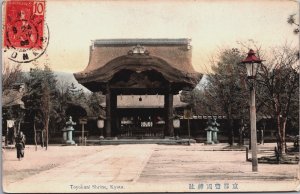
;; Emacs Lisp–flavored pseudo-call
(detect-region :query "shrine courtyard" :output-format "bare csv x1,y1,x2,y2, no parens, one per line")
2,143,299,193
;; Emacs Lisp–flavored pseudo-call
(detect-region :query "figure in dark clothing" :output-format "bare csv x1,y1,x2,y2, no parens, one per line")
15,131,26,160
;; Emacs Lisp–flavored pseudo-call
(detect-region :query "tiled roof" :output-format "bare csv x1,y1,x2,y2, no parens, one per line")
74,38,202,92
93,38,190,46
2,89,25,109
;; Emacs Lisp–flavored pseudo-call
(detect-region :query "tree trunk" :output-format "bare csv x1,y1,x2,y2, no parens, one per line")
46,117,49,150
281,117,287,154
276,113,283,155
41,130,44,148
34,117,37,151
227,116,234,146
227,106,234,146
239,119,244,146
41,82,50,150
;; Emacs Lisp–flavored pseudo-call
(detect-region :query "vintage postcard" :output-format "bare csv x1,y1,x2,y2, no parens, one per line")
1,0,300,193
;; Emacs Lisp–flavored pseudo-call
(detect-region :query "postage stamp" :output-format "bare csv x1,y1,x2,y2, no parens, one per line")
3,0,49,63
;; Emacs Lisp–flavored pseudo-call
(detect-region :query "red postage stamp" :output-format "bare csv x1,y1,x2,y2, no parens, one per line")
3,0,48,63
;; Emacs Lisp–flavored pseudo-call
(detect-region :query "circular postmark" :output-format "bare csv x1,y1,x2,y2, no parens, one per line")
3,1,48,63
4,20,49,63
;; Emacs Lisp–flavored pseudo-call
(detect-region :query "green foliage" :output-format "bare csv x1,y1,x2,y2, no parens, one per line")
205,48,248,118
87,92,105,116
198,44,298,149
3,63,104,139
67,83,87,102
23,65,58,131
198,48,249,145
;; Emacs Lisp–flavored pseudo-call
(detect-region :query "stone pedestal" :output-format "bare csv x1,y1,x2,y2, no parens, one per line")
205,130,213,144
62,128,67,142
63,116,76,145
66,129,75,145
212,129,219,144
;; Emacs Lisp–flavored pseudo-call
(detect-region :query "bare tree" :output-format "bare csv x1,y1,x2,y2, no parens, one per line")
257,45,299,154
2,62,23,91
57,80,69,98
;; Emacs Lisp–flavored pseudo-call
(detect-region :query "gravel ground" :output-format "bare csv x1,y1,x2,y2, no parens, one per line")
2,143,299,193
2,145,106,185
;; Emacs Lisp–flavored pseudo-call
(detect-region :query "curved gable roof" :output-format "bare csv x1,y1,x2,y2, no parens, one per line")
76,38,197,74
74,39,202,92
75,54,200,86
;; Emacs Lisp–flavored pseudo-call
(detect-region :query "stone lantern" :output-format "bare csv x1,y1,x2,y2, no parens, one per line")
211,118,220,144
64,116,76,145
205,119,214,144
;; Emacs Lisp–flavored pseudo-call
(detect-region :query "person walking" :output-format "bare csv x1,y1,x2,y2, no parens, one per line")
15,131,26,161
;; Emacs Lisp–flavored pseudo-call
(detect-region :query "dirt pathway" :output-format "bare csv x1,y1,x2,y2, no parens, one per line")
3,144,156,193
2,144,299,193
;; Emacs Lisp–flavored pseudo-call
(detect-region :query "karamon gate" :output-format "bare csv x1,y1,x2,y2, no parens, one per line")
74,39,202,138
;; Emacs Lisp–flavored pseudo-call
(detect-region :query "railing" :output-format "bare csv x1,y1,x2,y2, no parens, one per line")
119,125,164,138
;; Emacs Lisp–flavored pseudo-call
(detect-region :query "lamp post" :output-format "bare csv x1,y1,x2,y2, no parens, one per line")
241,49,263,172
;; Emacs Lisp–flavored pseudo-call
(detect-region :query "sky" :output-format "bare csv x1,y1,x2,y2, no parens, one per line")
3,0,299,73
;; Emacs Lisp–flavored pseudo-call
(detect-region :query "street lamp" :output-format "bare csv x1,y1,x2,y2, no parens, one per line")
241,49,263,172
